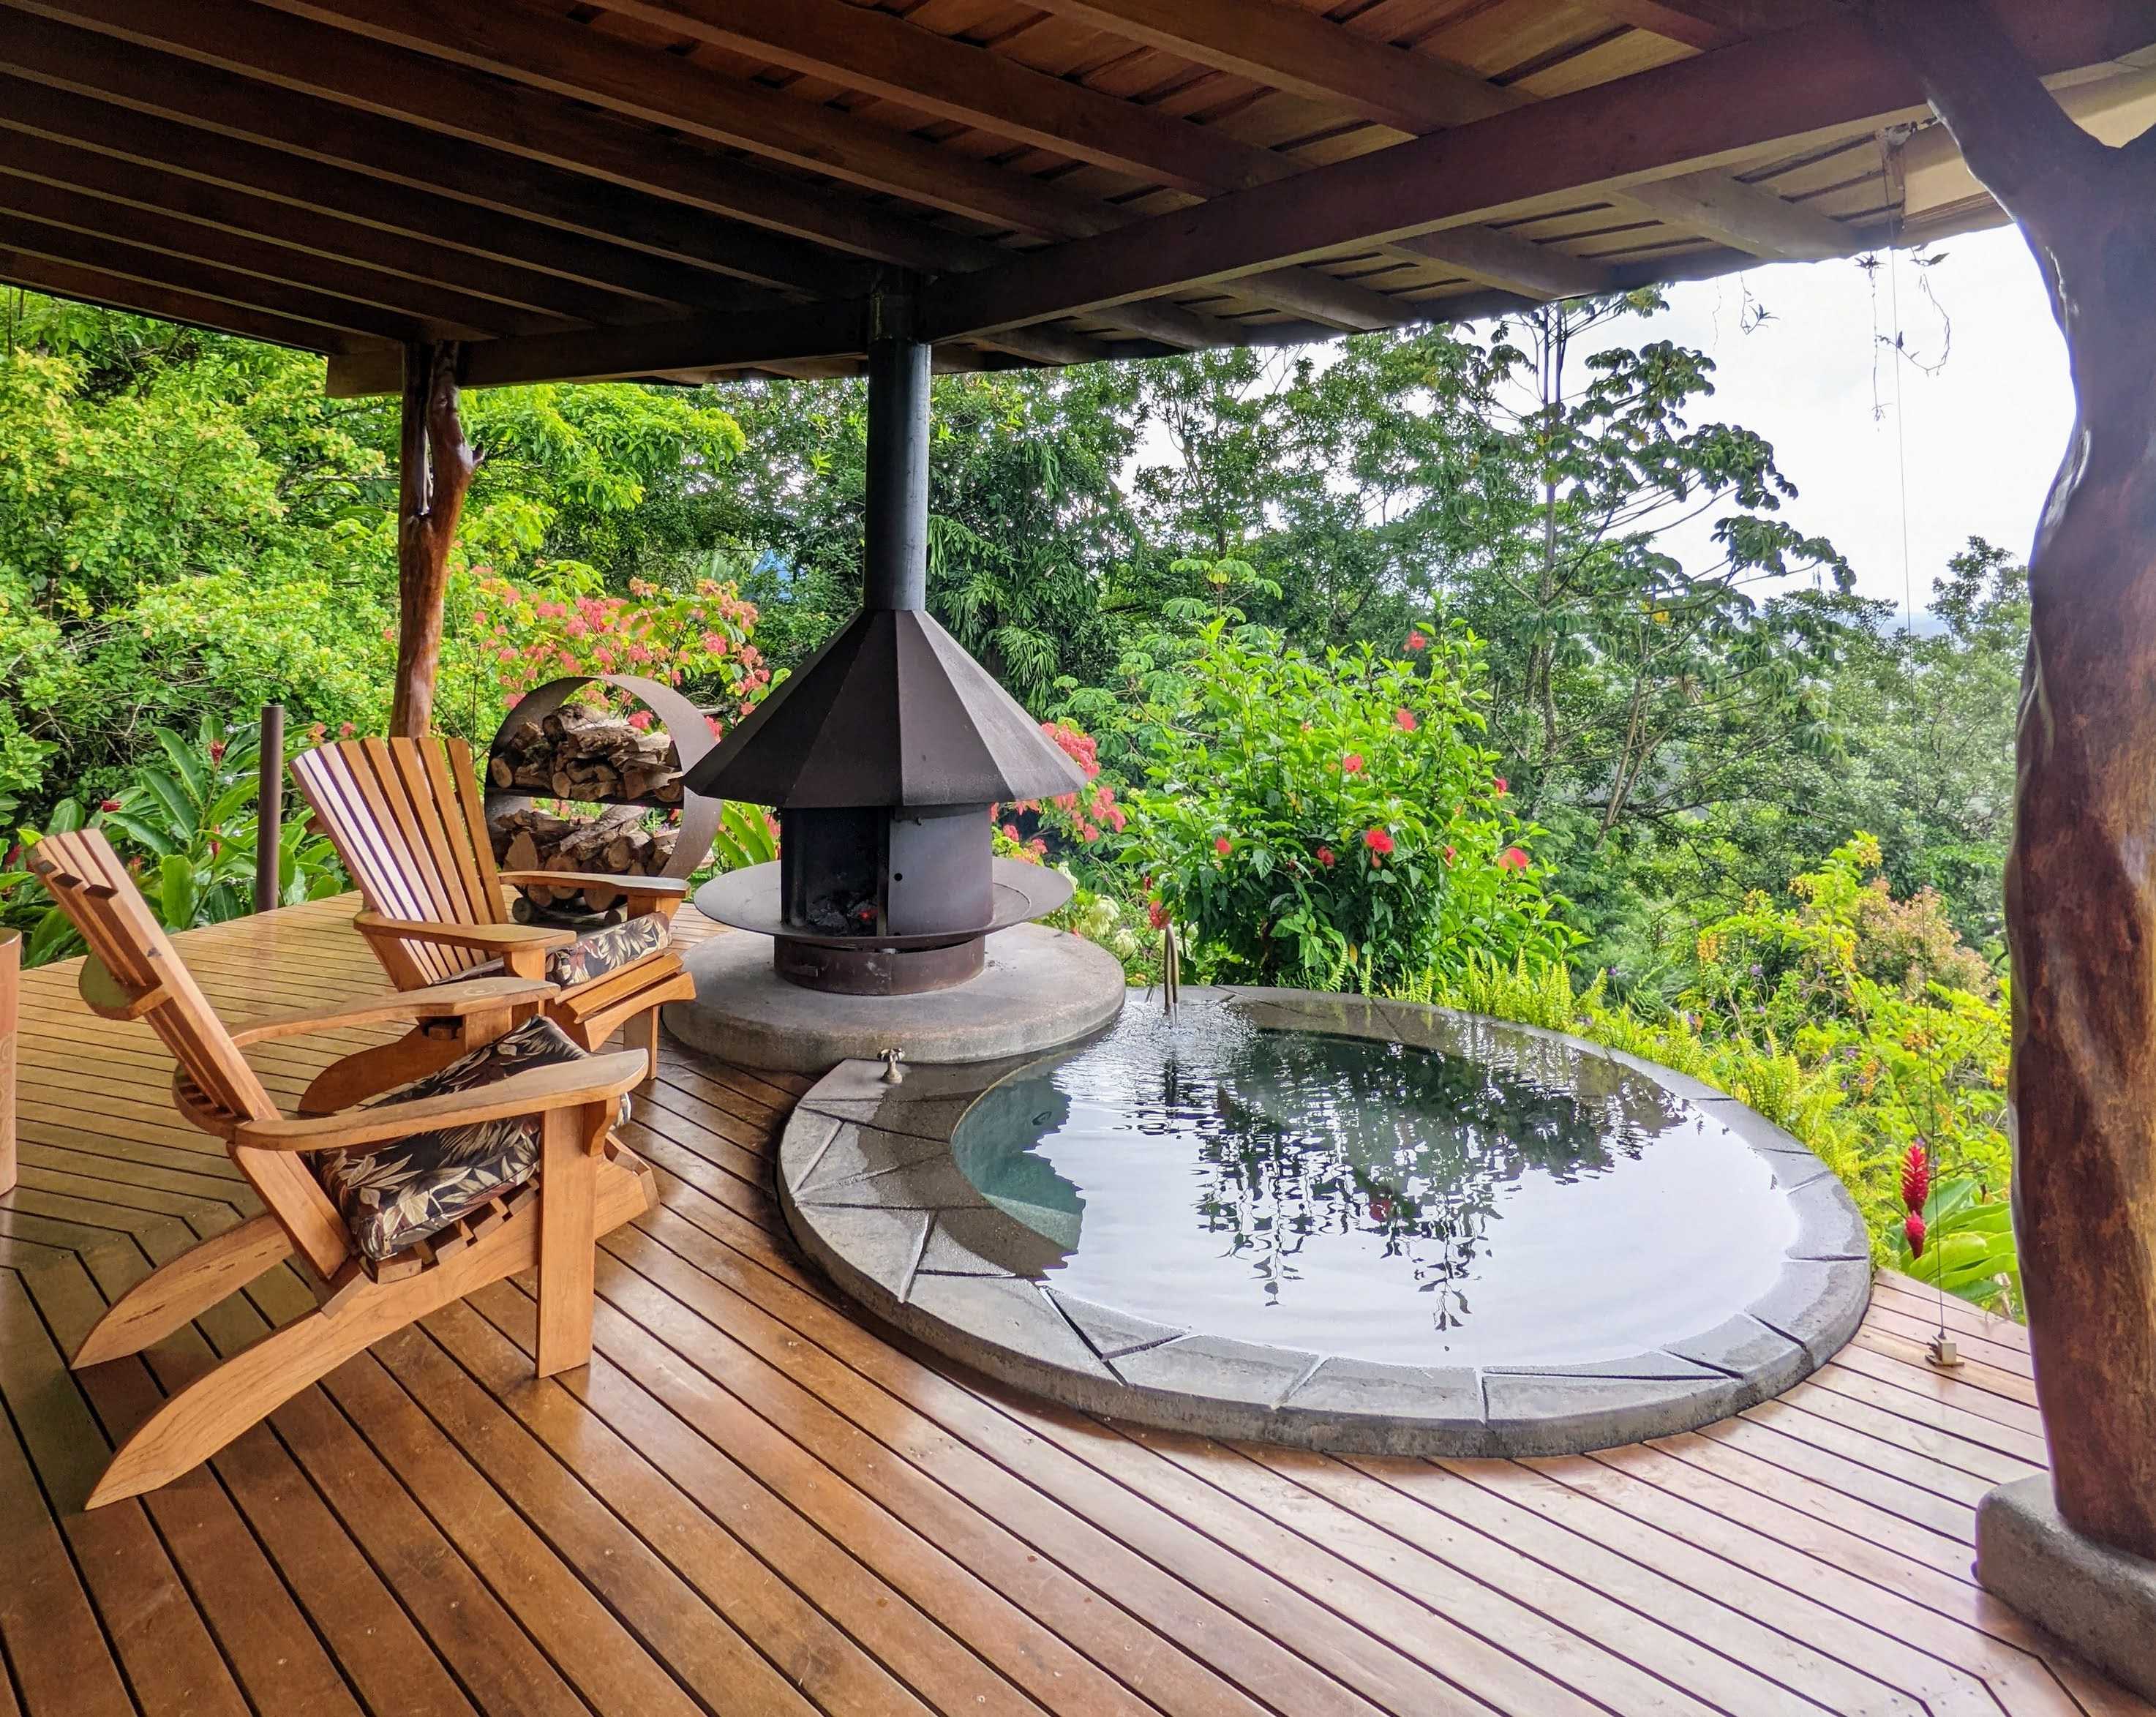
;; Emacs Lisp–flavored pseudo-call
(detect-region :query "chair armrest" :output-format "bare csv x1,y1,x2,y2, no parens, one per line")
353,912,577,953
499,871,688,897
233,1050,649,1154
230,975,559,1047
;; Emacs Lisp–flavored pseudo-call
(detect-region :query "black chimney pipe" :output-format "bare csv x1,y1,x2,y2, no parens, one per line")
863,308,929,613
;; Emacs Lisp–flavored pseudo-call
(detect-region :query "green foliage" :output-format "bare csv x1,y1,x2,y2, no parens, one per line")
706,800,780,873
2,715,345,964
1897,1177,2019,1312
1133,617,1573,990
1407,836,2012,1307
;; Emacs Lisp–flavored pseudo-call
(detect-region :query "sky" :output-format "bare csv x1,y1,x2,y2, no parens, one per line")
1593,223,2070,620
1132,222,2073,625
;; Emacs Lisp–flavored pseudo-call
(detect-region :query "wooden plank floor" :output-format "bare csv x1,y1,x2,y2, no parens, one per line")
1,895,2147,1717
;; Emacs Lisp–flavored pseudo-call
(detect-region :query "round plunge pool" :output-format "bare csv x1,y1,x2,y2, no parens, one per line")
777,988,1871,1456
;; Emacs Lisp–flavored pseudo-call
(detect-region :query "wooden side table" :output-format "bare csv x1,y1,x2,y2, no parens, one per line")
0,926,17,1196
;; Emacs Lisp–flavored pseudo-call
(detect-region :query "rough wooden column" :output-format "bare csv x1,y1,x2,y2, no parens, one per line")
390,339,475,738
1871,0,2156,1560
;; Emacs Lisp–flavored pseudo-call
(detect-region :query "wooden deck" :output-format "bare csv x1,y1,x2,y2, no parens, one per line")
1,895,2146,1717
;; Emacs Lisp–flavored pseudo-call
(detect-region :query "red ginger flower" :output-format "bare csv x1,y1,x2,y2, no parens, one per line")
1315,845,1336,868
1904,1211,1927,1258
1147,899,1170,930
1493,776,1508,795
209,739,227,764
1363,827,1394,856
99,797,122,811
1900,1143,1931,1215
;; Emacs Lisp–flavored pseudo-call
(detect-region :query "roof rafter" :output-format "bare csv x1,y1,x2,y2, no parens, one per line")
0,149,577,335
0,91,687,323
0,211,443,342
586,0,1594,307
0,244,388,352
0,12,855,299
921,4,2143,342
1029,0,1849,264
5,0,959,270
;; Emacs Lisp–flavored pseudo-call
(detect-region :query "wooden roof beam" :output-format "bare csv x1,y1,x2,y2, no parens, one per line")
323,300,871,397
592,0,1572,311
0,12,851,301
0,94,701,324
1030,0,1848,268
0,144,582,335
6,0,958,273
1618,169,1851,260
0,244,387,353
921,4,2150,342
0,213,443,343
255,0,1411,331
257,0,1121,243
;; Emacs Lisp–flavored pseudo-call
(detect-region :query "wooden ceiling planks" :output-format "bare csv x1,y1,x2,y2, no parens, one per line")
0,0,2134,392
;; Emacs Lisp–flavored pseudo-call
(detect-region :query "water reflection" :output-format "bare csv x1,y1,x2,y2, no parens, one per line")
953,1005,1795,1367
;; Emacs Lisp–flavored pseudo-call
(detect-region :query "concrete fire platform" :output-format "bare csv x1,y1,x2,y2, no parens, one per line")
664,922,1126,1073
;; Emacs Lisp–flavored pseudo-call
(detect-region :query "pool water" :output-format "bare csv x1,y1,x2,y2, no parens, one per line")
951,1007,1796,1368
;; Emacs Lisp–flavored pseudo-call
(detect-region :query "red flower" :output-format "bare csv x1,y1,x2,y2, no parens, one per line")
99,797,122,811
1214,835,1231,855
1443,844,1456,863
1405,631,1428,653
1147,899,1170,931
1002,823,1021,842
1904,1212,1927,1259
1498,846,1529,871
1363,827,1394,856
1342,753,1364,775
1493,776,1508,795
208,739,227,764
1900,1143,1931,1215
1315,845,1336,868
1394,708,1418,732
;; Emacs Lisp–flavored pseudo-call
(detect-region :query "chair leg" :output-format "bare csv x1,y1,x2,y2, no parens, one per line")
639,1005,661,1089
88,1279,407,1509
86,1190,561,1509
72,1214,293,1369
536,1102,604,1377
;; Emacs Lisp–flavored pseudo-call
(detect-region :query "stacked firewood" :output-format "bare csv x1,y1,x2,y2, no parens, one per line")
487,710,684,804
487,711,686,912
489,805,683,909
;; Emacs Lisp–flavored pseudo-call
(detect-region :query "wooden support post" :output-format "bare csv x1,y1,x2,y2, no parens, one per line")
1868,1,2156,1561
255,702,284,914
390,340,475,739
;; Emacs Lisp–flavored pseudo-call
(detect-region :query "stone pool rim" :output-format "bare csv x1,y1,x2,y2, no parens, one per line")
775,986,1874,1458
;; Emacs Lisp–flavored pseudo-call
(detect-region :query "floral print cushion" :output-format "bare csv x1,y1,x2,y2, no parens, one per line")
545,912,670,988
315,1015,626,1261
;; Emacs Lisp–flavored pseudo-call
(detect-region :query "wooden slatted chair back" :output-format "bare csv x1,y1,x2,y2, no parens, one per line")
27,828,352,1275
292,737,508,989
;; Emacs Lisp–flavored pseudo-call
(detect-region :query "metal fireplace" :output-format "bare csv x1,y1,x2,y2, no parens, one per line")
683,322,1083,996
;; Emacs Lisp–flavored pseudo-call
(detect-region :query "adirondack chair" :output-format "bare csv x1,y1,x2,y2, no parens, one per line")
290,736,696,1113
26,828,654,1509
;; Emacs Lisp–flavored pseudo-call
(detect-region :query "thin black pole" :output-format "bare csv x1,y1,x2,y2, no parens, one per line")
255,703,284,914
863,320,930,613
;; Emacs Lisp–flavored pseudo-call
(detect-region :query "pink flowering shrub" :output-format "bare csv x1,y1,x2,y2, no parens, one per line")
465,569,767,734
1133,617,1571,990
993,718,1127,857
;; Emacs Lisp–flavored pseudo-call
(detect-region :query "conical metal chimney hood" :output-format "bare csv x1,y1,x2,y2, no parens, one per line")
681,605,1084,808
684,316,1081,996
